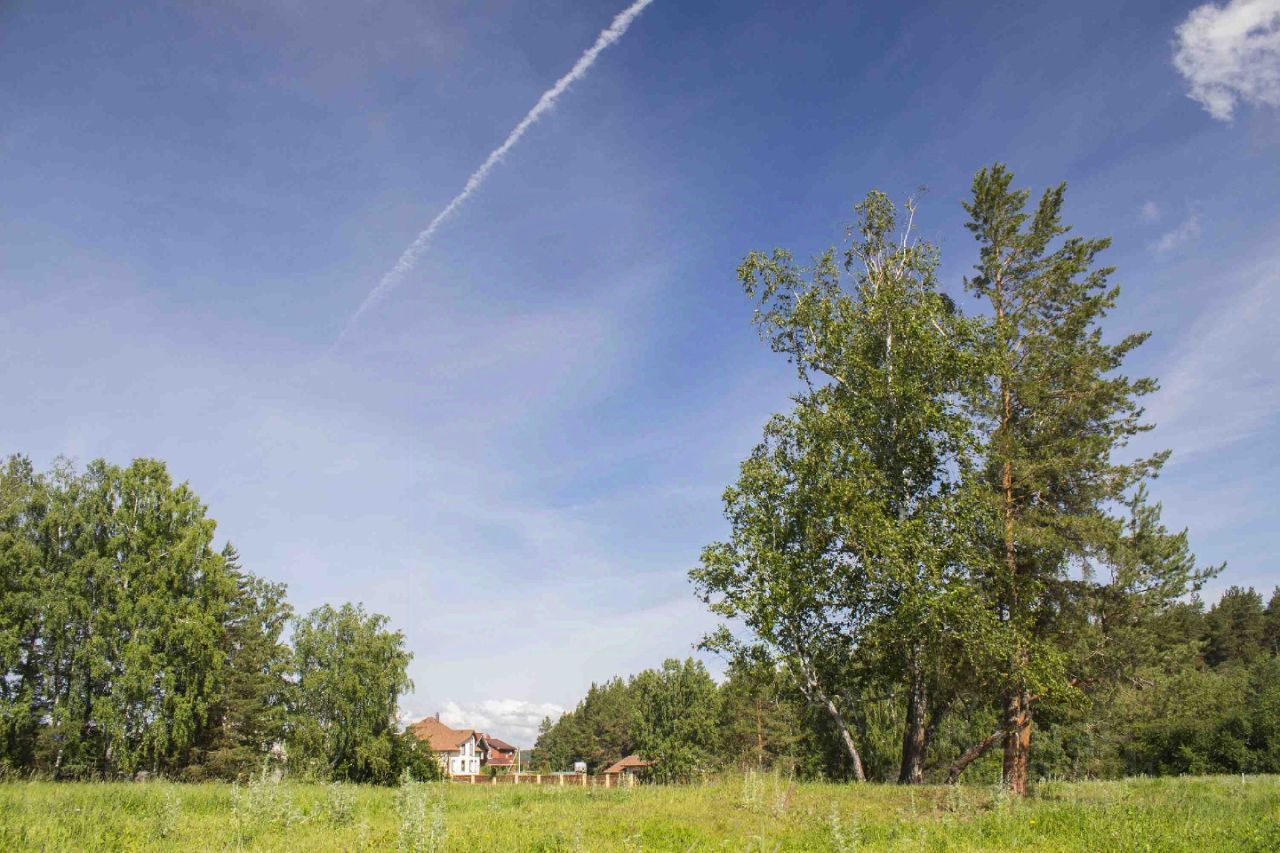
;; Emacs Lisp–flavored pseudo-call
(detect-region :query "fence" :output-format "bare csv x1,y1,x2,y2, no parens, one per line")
448,772,636,788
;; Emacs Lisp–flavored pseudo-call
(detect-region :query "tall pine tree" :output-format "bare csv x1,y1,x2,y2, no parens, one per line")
961,164,1197,794
198,543,293,778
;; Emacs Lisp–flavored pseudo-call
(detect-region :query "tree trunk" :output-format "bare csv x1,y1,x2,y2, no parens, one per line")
796,656,865,781
897,658,927,784
1002,688,1032,796
822,693,866,782
947,729,1001,783
997,356,1033,796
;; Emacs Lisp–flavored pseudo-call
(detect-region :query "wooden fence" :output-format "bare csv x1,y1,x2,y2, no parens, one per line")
448,772,635,788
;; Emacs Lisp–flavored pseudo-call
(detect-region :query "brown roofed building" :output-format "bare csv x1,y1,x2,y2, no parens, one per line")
479,734,519,769
602,753,655,779
408,714,481,776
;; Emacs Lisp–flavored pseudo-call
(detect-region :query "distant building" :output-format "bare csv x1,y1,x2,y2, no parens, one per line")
408,715,481,776
480,734,519,771
602,754,656,779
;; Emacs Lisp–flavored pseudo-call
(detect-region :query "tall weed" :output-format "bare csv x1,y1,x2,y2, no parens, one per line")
396,771,446,853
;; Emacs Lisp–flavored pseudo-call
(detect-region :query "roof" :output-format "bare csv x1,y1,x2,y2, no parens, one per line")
602,754,656,774
484,736,517,752
408,716,475,752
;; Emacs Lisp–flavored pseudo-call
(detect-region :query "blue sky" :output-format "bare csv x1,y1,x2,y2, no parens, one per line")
3,0,1278,744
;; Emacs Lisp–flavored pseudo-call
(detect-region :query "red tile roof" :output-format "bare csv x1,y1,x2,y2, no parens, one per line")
408,717,475,752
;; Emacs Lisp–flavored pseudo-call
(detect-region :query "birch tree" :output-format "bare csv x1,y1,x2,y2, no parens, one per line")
694,190,987,782
289,603,412,783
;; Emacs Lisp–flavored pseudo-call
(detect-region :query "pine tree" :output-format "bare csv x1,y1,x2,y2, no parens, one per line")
961,164,1193,794
1204,586,1267,667
200,543,292,778
632,658,720,783
716,652,805,772
1265,588,1280,656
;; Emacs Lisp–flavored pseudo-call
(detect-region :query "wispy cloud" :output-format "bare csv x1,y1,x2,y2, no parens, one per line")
339,0,657,341
1141,200,1163,223
1173,0,1280,121
1144,263,1280,458
1151,211,1202,253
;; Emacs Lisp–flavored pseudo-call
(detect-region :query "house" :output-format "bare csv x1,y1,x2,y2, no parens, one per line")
479,734,519,771
409,714,481,776
602,753,655,779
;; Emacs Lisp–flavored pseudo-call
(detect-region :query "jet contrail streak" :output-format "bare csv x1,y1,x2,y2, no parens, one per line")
338,0,656,341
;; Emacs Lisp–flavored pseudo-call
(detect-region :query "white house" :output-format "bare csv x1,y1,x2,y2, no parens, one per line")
409,715,482,776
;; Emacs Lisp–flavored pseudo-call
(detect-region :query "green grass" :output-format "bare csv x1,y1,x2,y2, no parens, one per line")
1,774,1277,851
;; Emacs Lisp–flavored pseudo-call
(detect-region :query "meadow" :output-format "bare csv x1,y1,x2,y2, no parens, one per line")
1,773,1277,852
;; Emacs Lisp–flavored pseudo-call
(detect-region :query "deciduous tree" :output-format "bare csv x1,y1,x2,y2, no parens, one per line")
694,190,990,783
288,602,412,783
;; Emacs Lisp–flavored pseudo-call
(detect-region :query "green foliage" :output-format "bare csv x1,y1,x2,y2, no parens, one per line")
392,729,446,783
0,454,417,784
632,658,721,782
0,455,43,772
715,653,807,773
288,603,414,784
533,676,638,772
0,456,239,777
1265,589,1280,656
198,544,293,780
232,764,305,837
959,164,1217,789
533,658,719,781
693,187,1000,783
1204,586,1268,666
694,164,1231,792
321,780,357,826
1114,624,1280,776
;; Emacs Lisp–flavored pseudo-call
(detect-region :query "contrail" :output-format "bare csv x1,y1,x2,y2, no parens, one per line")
338,0,656,341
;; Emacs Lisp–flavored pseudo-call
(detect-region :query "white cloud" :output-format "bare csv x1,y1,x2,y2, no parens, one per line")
1151,211,1202,253
1173,0,1280,121
403,699,565,747
1141,200,1163,223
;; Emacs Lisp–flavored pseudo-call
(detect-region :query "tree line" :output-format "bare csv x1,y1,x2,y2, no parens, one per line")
683,164,1269,794
531,658,721,782
0,455,436,783
533,586,1280,783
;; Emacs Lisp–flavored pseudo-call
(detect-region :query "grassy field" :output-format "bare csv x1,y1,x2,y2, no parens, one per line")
1,773,1277,851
